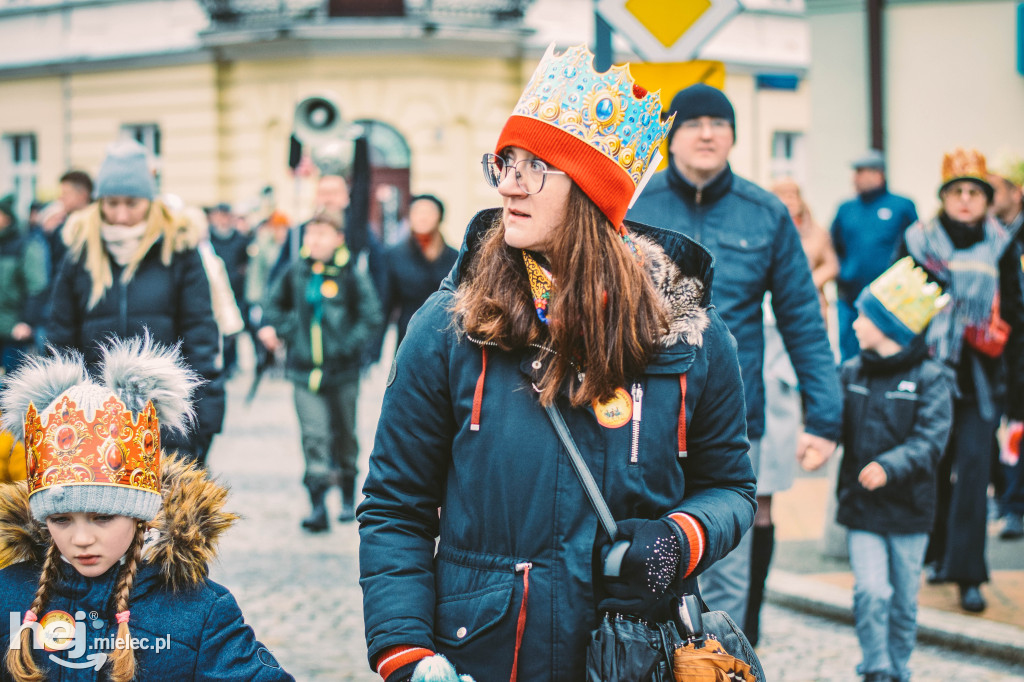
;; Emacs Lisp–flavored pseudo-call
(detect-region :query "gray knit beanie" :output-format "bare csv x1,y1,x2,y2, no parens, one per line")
95,139,156,200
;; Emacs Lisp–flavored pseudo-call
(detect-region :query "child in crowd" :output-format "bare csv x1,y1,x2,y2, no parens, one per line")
837,257,954,682
258,208,382,532
0,335,293,681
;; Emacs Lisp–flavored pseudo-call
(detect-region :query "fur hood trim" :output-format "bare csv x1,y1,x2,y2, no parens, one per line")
632,233,709,348
0,455,238,589
62,200,200,309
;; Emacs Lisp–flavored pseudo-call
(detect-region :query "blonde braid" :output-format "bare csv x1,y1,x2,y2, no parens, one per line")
107,523,146,682
5,542,63,682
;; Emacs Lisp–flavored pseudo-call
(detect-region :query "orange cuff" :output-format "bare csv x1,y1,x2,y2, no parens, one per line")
376,645,433,680
668,512,706,578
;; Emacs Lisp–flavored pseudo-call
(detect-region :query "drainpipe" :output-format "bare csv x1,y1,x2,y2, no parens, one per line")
867,0,884,151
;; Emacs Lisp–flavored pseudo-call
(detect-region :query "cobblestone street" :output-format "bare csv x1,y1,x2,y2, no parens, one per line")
207,355,1024,681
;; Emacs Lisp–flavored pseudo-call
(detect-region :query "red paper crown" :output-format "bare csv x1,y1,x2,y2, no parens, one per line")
23,394,161,498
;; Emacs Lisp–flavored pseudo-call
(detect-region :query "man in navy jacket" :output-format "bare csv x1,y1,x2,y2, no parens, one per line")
629,83,841,632
830,150,918,361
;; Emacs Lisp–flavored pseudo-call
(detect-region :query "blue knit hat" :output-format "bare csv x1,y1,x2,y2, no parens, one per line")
95,139,156,200
667,83,736,143
854,257,949,348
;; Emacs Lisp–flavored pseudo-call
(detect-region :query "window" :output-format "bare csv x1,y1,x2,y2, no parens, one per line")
120,123,161,190
0,133,38,222
771,131,805,184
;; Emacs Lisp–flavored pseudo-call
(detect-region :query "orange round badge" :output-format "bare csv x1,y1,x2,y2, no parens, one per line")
593,387,632,428
320,280,339,298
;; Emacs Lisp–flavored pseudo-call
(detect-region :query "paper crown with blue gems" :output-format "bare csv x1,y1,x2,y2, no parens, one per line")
495,43,674,229
856,257,950,346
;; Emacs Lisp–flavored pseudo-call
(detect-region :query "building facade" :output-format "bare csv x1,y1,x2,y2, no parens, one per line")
806,0,1024,224
0,0,811,243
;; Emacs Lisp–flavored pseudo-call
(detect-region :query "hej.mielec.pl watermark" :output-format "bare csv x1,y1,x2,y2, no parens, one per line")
9,610,170,670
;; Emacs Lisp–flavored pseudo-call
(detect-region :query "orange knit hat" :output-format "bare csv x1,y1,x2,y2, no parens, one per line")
495,44,673,229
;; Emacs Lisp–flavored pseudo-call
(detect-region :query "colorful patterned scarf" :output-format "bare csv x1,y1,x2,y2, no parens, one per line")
522,251,553,324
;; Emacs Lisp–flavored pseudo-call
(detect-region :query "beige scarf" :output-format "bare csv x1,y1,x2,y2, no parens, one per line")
101,222,149,266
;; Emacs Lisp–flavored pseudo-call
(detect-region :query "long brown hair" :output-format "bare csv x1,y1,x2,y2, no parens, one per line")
5,522,147,682
453,184,668,407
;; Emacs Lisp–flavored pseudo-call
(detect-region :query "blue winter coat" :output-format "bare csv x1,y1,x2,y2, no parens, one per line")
0,562,290,681
359,209,756,681
629,164,841,442
830,185,918,303
0,457,292,681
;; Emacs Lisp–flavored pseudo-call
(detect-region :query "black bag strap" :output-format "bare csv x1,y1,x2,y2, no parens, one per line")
544,403,633,579
543,403,618,540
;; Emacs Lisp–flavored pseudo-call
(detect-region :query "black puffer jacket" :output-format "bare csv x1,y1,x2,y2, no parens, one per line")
836,339,954,533
45,202,224,446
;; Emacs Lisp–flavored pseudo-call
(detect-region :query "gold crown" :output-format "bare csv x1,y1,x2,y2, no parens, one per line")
24,394,161,498
509,44,673,189
868,257,950,334
941,148,989,187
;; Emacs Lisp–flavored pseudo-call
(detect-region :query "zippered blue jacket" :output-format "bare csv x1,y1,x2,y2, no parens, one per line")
359,209,756,681
629,164,841,442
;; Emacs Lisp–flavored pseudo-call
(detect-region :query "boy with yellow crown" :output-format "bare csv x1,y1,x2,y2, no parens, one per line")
837,258,954,682
0,335,294,681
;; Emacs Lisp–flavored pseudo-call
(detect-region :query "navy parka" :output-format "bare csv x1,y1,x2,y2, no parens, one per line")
358,209,756,681
629,163,842,443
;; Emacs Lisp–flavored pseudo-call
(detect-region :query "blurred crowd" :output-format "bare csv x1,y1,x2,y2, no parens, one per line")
0,78,1022,682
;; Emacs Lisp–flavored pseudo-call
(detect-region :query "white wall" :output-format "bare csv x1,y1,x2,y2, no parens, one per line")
808,0,1024,226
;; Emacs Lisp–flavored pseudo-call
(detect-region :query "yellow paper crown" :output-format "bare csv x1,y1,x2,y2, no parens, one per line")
868,257,950,334
941,148,989,187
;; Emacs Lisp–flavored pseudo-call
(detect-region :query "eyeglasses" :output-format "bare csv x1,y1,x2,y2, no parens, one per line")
677,117,732,133
481,153,567,195
943,184,986,199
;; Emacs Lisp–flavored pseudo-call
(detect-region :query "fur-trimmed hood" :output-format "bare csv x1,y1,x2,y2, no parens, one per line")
62,199,201,309
0,455,238,590
631,232,709,348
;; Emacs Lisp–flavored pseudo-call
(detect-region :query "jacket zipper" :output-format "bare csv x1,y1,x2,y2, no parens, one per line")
467,335,585,383
630,381,643,464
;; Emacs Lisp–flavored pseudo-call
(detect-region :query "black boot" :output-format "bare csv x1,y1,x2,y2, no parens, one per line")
301,484,329,532
338,477,356,522
744,524,775,647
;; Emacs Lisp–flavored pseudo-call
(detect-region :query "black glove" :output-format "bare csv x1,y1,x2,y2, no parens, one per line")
597,518,687,617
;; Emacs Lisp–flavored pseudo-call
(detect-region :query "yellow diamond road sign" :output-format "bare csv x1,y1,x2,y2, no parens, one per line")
597,0,741,63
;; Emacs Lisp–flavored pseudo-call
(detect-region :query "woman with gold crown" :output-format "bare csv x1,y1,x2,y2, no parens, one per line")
896,149,1011,614
358,45,755,681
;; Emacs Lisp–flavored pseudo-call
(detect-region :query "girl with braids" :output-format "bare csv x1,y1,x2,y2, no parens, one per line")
359,45,755,682
0,336,293,681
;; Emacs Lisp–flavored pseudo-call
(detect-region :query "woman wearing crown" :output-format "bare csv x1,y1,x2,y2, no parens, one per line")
358,45,756,681
895,149,1012,614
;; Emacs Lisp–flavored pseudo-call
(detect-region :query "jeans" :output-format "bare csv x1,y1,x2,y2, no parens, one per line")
848,529,928,681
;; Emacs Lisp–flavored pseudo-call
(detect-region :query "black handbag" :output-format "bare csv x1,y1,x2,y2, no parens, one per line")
543,403,764,682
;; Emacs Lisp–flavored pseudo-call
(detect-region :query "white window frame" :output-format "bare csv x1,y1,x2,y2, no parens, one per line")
1,133,38,222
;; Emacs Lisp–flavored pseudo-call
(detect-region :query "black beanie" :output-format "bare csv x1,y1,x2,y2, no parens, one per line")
667,83,736,143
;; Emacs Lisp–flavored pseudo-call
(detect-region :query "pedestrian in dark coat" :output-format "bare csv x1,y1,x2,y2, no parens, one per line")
359,44,755,682
45,140,224,466
837,257,953,682
0,196,47,374
830,150,919,361
895,149,1011,613
260,209,383,531
628,83,841,634
380,194,458,352
991,172,1024,539
0,337,293,681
